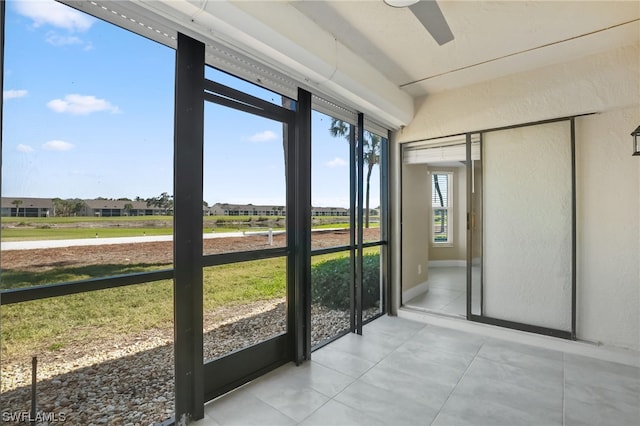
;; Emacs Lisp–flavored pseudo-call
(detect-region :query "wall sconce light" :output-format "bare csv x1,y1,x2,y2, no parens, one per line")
632,125,640,156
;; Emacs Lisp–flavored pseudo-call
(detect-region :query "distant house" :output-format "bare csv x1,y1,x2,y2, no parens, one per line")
1,197,53,217
81,200,163,217
210,203,286,216
0,198,168,218
0,198,353,218
209,203,350,217
311,206,350,217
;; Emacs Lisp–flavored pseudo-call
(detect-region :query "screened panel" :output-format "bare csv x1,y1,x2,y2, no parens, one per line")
1,280,174,424
202,258,287,363
363,130,384,243
310,110,352,250
1,1,175,289
311,250,352,347
362,246,383,322
203,102,287,255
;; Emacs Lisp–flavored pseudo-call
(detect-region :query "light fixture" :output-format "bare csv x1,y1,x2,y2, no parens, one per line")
384,0,420,7
632,125,640,156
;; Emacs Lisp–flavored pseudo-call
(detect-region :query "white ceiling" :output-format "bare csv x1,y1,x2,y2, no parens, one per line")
66,0,640,128
289,0,640,96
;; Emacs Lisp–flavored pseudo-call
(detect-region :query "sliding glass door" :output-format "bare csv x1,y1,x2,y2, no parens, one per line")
468,120,576,338
467,134,483,317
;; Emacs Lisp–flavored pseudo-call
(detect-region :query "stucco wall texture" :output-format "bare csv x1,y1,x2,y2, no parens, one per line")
398,43,640,351
484,121,572,332
401,163,431,293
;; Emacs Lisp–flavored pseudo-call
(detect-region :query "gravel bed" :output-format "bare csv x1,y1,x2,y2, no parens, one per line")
1,301,379,425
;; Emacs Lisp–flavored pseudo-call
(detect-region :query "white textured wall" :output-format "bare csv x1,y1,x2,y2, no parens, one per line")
483,122,573,331
397,44,640,351
399,44,639,142
576,107,640,350
401,163,430,293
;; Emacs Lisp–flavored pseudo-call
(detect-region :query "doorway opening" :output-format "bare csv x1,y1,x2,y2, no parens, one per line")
401,138,479,318
400,119,576,340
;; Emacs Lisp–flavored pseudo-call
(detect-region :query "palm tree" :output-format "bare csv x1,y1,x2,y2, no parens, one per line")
329,118,380,228
11,199,23,217
433,175,445,233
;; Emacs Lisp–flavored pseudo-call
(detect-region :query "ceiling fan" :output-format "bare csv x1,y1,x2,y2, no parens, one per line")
384,0,454,46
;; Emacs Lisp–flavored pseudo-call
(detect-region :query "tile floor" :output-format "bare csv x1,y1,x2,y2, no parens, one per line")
405,267,480,317
193,315,640,426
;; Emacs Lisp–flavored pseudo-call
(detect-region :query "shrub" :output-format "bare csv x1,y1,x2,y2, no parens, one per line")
311,253,380,310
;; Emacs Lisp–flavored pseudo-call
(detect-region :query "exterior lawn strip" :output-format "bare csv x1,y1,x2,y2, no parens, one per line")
1,251,365,358
0,215,373,241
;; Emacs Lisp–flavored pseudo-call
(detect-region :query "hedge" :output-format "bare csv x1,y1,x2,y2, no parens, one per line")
311,253,380,310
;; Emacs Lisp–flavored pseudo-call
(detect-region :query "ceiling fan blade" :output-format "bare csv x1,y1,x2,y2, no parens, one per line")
408,0,454,46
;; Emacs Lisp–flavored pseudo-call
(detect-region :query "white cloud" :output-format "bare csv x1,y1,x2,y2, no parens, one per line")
45,33,83,47
16,144,35,153
45,32,93,50
47,94,121,115
43,140,74,151
249,130,277,143
14,0,94,32
326,157,347,168
3,89,28,100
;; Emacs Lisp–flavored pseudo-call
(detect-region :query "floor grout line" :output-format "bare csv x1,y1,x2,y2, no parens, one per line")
428,338,486,426
203,315,639,426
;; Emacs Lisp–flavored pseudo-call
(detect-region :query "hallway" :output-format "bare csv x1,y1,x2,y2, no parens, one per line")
404,266,481,317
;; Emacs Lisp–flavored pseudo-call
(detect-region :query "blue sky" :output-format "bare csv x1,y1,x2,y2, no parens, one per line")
2,0,380,208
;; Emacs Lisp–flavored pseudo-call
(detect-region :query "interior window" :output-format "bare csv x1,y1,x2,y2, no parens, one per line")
432,172,453,245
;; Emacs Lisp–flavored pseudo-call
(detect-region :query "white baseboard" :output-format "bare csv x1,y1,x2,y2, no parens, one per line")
428,260,466,268
402,280,429,302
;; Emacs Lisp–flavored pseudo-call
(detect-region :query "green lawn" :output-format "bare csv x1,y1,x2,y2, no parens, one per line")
0,215,377,241
0,215,382,358
1,257,288,358
1,215,175,224
0,249,377,358
1,279,175,355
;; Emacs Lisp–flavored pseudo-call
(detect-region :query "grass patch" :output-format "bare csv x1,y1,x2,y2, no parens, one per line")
1,247,382,359
0,264,167,290
205,226,282,233
312,222,351,229
48,342,64,351
1,215,359,241
203,258,287,307
1,215,175,225
1,279,175,358
1,257,288,358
